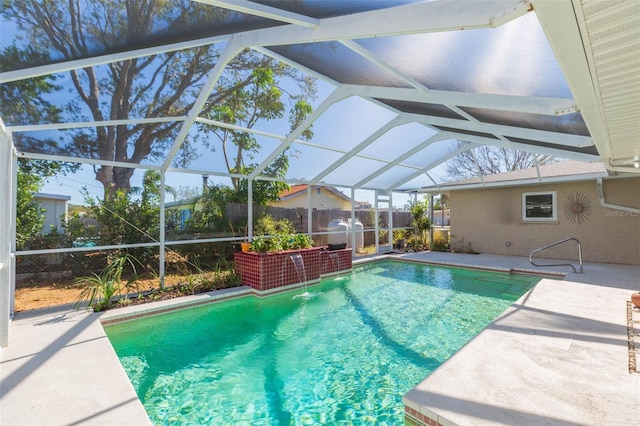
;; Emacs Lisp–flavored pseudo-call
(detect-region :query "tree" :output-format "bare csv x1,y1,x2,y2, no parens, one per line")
0,44,81,248
15,172,45,250
189,183,235,232
200,66,313,192
434,193,449,226
409,198,431,248
81,170,162,246
2,1,316,197
200,66,314,204
445,144,557,181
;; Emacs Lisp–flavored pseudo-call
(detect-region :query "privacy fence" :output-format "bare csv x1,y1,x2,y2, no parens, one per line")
16,204,412,284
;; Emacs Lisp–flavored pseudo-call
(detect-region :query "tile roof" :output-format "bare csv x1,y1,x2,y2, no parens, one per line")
278,184,309,198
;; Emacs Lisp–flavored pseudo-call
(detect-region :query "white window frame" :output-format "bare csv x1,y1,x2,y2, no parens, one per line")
522,191,557,222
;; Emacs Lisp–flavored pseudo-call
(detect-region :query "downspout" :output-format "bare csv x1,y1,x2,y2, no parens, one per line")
596,178,640,214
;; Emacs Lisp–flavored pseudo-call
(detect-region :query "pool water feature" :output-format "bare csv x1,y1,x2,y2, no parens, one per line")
105,260,542,424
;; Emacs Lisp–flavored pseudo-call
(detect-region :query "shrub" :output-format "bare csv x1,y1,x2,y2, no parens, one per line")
75,254,141,312
450,235,478,254
431,232,449,252
254,215,296,235
250,233,313,253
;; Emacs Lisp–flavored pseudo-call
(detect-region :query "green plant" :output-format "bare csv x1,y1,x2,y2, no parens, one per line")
74,254,141,312
290,233,313,250
431,232,449,252
378,229,389,244
181,275,202,295
254,215,296,235
393,229,408,242
450,235,477,254
409,198,431,248
250,233,313,253
250,236,271,252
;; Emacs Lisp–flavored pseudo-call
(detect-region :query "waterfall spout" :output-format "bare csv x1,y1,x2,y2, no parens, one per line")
289,254,307,283
329,252,340,273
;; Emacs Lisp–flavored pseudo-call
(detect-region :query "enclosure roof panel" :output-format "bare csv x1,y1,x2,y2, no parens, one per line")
418,160,611,192
1,0,638,193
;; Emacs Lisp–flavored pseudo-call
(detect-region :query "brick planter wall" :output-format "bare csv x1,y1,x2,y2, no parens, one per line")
234,247,352,292
321,248,352,276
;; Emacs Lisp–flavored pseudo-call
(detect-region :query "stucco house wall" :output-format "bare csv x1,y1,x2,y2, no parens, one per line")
449,176,640,265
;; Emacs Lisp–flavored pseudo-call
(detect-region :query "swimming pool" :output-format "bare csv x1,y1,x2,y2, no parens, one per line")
105,260,541,424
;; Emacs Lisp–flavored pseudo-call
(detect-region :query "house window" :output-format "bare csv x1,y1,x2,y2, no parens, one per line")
522,191,557,222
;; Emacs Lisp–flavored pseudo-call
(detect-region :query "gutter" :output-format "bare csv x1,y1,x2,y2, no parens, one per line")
596,178,640,214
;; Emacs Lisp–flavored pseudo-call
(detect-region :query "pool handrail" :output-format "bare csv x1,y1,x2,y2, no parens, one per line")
529,237,583,274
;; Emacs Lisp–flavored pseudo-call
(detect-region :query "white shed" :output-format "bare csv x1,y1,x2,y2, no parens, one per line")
34,193,71,234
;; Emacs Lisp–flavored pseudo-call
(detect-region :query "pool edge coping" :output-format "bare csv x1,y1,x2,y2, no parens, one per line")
99,254,564,326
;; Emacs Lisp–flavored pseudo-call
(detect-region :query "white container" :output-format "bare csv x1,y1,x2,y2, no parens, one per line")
347,218,364,250
327,218,348,246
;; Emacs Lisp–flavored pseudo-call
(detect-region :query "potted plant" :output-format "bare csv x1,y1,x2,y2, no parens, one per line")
393,229,408,249
240,225,251,252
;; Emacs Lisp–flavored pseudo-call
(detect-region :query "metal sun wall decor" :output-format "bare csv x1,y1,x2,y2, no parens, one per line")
563,192,592,224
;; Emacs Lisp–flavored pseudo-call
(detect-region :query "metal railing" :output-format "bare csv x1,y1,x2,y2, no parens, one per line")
529,237,583,273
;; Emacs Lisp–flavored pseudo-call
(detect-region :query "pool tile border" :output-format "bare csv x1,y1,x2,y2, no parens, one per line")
357,255,567,278
99,269,354,325
99,286,255,325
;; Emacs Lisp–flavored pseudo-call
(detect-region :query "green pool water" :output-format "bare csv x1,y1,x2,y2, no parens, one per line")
105,260,541,425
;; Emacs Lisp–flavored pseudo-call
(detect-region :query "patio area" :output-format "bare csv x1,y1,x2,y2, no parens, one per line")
1,252,638,425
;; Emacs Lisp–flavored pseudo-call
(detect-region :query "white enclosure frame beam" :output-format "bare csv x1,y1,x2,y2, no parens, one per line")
531,0,611,158
410,114,593,148
309,115,412,185
8,116,187,133
0,122,15,347
161,41,243,172
194,0,320,28
386,142,476,192
242,1,532,47
445,133,599,163
0,39,230,83
248,87,350,180
2,1,531,84
339,40,430,94
158,173,166,289
346,85,578,116
17,152,161,171
352,134,449,188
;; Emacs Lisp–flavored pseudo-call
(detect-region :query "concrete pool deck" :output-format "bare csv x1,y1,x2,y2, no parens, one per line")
1,253,638,425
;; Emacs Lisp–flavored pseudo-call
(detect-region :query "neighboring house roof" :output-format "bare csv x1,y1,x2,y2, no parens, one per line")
165,197,199,208
421,160,612,192
278,184,352,203
34,192,71,201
